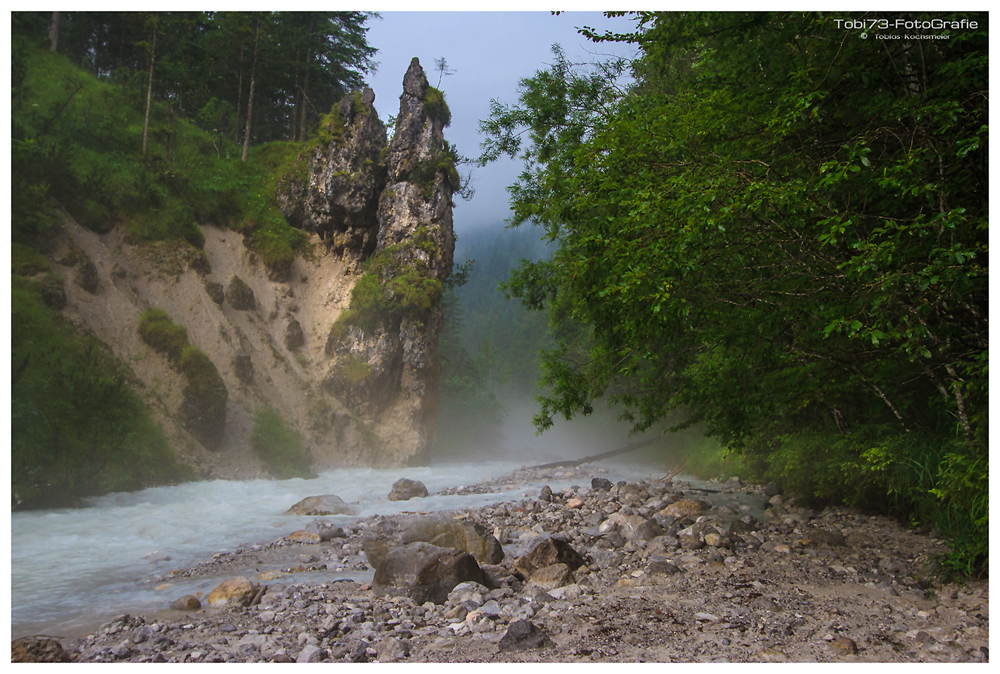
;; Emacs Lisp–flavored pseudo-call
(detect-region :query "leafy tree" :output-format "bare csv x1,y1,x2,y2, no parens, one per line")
480,12,987,575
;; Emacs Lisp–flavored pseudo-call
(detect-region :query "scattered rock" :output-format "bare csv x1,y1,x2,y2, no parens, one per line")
498,619,553,652
372,542,486,605
514,538,586,578
528,563,575,590
171,595,201,610
11,636,73,662
285,494,355,516
830,637,859,656
206,577,256,609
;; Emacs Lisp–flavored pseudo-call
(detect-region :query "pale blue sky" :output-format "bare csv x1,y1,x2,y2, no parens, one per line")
363,11,641,235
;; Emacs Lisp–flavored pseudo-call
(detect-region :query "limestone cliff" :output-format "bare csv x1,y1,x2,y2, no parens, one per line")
44,59,455,479
279,57,456,466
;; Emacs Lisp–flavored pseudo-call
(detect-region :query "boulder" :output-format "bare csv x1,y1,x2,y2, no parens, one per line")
11,636,73,662
170,595,201,610
362,513,504,569
528,563,575,590
498,619,553,652
591,477,614,491
286,530,322,543
659,499,706,519
206,577,256,609
285,494,355,516
514,537,586,578
388,478,428,501
372,542,486,605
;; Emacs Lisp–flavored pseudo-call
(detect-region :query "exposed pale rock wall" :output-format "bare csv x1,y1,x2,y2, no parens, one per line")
279,57,456,467
46,59,456,479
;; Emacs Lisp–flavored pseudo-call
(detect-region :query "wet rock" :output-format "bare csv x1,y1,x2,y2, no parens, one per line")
171,595,202,611
539,485,553,502
372,542,486,605
286,530,322,543
206,577,256,608
11,636,73,662
591,477,614,491
764,481,781,497
388,478,428,502
498,619,553,653
514,538,586,578
285,494,355,516
724,476,743,491
305,521,347,541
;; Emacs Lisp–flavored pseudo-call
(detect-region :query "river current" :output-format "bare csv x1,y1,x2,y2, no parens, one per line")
11,460,670,640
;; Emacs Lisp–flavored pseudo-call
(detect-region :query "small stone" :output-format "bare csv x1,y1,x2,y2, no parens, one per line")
830,637,859,656
286,530,322,543
297,644,323,663
498,619,553,652
170,595,201,611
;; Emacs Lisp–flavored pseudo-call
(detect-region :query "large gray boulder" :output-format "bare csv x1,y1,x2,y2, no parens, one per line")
388,478,428,502
372,542,486,605
513,537,586,579
362,513,504,569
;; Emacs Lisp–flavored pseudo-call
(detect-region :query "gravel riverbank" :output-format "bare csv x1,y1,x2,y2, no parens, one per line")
15,465,988,663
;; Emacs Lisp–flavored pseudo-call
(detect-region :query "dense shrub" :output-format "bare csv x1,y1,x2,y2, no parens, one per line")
250,406,315,479
12,279,191,508
138,308,188,362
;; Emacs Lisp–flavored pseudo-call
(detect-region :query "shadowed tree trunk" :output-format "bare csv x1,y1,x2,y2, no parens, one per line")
241,17,261,163
141,20,157,156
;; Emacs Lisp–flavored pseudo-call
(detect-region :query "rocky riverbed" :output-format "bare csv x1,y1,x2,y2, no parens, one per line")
14,465,989,663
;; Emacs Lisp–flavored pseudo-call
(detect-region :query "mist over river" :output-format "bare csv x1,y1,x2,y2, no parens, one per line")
11,460,668,640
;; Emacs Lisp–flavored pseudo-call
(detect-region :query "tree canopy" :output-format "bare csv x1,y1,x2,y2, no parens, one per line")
18,11,377,146
480,12,987,576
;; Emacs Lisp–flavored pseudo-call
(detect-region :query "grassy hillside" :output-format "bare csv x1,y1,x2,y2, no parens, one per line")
10,43,316,508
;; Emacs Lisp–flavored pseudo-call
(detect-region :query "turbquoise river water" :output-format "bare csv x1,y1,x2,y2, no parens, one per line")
11,460,671,640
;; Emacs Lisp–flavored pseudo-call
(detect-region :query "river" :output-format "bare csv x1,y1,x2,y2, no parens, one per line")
11,460,671,640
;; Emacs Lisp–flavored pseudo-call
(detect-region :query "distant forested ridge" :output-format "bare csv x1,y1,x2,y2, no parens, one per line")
479,12,987,577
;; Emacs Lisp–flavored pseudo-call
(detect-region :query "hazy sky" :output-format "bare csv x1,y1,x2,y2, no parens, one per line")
363,11,641,237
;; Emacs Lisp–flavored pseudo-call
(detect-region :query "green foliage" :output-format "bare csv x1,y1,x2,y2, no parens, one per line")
481,13,987,577
11,46,310,277
250,406,315,479
330,233,444,342
12,278,191,509
422,86,452,127
138,308,188,363
178,345,228,450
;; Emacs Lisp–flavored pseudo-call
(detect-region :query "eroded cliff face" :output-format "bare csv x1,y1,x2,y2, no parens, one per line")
46,59,456,479
281,57,456,466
